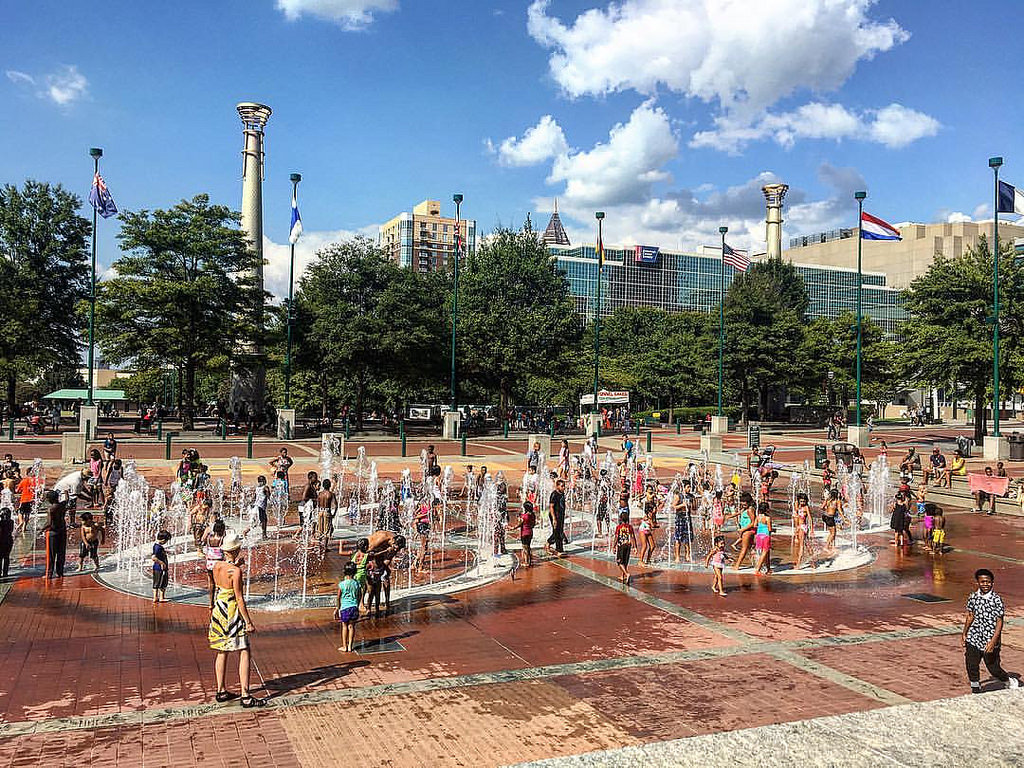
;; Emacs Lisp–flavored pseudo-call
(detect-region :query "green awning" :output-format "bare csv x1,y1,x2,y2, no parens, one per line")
43,388,127,401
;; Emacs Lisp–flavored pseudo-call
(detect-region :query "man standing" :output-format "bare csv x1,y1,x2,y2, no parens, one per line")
962,568,1019,692
546,478,567,557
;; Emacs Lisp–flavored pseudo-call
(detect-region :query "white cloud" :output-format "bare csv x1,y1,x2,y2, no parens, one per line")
262,226,378,300
6,65,88,106
527,0,908,116
945,212,972,223
492,115,570,167
691,102,939,153
275,0,398,29
547,101,678,207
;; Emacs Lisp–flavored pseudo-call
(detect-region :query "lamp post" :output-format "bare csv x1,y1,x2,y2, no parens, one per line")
593,212,604,422
450,194,463,415
990,156,1003,438
718,226,727,418
854,190,866,427
284,172,301,409
87,147,103,407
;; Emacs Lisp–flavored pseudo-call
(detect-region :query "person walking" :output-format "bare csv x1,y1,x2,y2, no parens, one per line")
962,568,1019,692
546,478,567,557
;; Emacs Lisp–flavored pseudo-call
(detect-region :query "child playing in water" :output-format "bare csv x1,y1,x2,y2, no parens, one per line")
705,535,727,596
753,502,773,574
613,510,637,584
335,560,361,653
151,530,171,604
711,490,725,537
930,504,946,554
792,492,811,569
78,511,104,571
509,500,536,567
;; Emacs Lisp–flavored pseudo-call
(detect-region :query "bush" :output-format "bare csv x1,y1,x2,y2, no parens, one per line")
634,406,743,424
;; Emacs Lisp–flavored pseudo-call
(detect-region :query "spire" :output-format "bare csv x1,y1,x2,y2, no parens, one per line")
542,198,571,246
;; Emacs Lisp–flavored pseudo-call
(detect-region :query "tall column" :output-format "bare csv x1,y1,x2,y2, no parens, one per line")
233,103,272,424
762,183,789,261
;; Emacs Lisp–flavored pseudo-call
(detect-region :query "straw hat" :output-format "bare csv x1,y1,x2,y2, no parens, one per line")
222,532,243,552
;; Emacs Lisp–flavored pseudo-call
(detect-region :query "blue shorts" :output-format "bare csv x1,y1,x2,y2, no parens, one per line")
338,606,359,623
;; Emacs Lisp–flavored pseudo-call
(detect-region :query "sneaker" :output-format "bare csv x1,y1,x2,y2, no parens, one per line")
1008,677,1020,690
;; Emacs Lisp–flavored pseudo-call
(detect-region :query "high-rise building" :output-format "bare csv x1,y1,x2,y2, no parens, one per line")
541,199,571,246
786,219,1024,288
378,199,477,273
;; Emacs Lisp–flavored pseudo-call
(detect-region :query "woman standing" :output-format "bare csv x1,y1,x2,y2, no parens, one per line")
209,533,262,707
557,439,571,480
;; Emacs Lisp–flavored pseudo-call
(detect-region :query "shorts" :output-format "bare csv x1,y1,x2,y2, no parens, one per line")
616,544,631,566
976,491,991,502
822,514,836,527
18,502,31,520
932,529,945,544
338,606,359,623
755,533,771,551
673,517,692,543
520,534,532,548
416,521,430,536
596,504,609,523
79,540,98,560
153,569,169,590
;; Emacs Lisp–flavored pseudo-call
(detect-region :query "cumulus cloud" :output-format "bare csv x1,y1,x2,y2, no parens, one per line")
263,225,378,300
691,101,940,153
945,211,972,223
491,115,570,167
527,0,908,115
6,65,88,106
547,101,678,207
275,0,398,29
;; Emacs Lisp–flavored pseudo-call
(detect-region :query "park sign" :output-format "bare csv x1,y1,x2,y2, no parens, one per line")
580,390,630,406
634,245,659,264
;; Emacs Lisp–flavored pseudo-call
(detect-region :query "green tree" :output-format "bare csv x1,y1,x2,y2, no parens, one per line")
723,260,808,422
0,181,90,416
96,195,262,429
902,235,1024,441
291,237,445,428
457,225,581,417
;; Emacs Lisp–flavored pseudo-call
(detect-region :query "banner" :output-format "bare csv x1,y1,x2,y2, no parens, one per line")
634,245,659,264
968,473,1009,496
580,390,630,406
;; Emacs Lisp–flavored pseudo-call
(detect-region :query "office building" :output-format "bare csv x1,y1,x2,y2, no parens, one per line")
378,199,477,273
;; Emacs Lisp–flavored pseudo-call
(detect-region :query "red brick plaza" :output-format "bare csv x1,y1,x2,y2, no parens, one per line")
1,425,1022,767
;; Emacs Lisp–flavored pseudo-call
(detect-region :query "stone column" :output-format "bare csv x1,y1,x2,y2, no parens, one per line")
762,183,789,261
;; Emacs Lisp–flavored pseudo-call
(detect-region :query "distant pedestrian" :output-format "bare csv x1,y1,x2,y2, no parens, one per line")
962,568,1019,692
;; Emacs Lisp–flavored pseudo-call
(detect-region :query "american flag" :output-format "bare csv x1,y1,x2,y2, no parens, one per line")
723,242,749,272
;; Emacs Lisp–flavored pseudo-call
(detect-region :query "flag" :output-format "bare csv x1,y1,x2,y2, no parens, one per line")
288,189,303,244
860,211,901,240
722,242,749,271
88,173,118,219
998,180,1024,215
597,236,604,267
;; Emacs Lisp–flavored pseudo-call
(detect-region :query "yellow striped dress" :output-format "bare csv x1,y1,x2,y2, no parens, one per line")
209,585,249,651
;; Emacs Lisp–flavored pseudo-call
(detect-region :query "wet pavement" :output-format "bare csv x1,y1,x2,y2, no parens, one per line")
1,427,1023,766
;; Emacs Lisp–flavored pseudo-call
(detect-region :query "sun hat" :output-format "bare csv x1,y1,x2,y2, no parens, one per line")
222,532,243,552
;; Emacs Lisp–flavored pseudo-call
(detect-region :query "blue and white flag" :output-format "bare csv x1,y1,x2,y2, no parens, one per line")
860,211,901,241
998,180,1024,215
289,189,303,244
88,172,118,219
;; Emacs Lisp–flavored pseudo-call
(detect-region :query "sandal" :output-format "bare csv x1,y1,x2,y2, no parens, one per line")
240,695,266,708
215,691,238,703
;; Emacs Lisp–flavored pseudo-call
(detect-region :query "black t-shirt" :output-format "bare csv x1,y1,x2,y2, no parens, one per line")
549,490,565,521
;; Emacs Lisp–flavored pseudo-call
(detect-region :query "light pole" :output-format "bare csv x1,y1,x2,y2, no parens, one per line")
593,212,604,423
718,226,727,418
450,194,463,415
990,156,1003,438
284,172,301,409
854,190,866,427
87,147,103,407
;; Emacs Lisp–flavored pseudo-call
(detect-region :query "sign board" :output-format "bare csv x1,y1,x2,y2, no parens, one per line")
747,425,761,449
407,406,434,421
580,390,630,406
634,245,660,264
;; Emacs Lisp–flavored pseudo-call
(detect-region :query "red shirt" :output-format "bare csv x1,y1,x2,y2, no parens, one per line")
519,511,535,538
614,523,634,546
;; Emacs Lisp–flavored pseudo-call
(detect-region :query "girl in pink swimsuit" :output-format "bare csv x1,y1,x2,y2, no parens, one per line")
704,535,727,596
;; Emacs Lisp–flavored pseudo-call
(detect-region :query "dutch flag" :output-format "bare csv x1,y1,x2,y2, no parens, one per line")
860,211,901,241
289,189,303,244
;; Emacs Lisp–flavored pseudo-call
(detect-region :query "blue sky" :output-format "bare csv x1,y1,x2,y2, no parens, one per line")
3,0,1022,296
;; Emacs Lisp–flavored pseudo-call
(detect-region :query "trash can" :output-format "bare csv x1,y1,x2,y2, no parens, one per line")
814,444,827,469
1010,433,1024,462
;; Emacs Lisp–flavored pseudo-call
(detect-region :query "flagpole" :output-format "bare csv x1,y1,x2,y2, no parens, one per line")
854,190,866,428
718,226,727,418
87,147,103,408
594,212,604,424
284,172,301,410
990,156,1003,438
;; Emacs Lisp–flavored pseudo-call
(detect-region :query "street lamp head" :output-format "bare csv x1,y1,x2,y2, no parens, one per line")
595,211,605,220
290,173,302,183
453,194,464,204
989,156,1004,168
854,191,867,201
719,226,728,234
89,147,103,158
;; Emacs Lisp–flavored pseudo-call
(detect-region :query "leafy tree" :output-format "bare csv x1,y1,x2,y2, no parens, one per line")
723,260,808,422
291,237,445,428
457,225,581,417
901,235,1024,441
0,181,90,416
96,195,262,429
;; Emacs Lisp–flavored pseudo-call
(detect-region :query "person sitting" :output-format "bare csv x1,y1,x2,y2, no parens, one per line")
942,451,967,487
898,447,918,482
973,466,997,515
923,447,947,486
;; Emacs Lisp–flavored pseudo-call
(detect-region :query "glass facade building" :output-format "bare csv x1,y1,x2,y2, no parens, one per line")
550,245,906,335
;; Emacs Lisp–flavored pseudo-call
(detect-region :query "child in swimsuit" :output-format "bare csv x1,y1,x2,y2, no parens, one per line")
711,491,725,534
753,502,773,574
705,535,727,596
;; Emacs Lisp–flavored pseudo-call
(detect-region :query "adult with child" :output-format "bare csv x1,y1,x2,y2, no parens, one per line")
208,532,263,707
